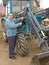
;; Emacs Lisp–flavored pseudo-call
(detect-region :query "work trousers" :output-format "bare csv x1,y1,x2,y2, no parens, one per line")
7,36,16,57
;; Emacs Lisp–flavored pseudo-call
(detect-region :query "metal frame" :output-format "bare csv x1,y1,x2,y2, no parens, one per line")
5,0,49,52
16,7,49,52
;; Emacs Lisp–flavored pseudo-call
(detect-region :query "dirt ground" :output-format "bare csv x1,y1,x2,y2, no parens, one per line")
0,38,49,65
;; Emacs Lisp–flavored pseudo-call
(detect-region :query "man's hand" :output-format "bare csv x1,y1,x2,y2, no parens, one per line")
19,22,22,26
21,17,25,20
21,17,24,20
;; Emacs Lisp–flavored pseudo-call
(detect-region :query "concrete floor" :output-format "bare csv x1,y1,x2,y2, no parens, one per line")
0,39,42,65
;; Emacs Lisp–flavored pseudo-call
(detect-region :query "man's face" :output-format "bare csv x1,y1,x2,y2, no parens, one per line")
8,13,13,20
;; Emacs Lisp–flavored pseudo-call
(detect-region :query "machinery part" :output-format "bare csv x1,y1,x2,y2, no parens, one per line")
16,33,28,56
3,0,8,6
30,51,49,65
1,18,8,42
25,8,49,65
26,8,49,52
2,32,8,42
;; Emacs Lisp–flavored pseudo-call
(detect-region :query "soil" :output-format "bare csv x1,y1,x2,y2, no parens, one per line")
0,38,49,65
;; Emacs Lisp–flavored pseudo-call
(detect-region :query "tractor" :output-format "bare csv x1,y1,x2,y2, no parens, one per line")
1,0,49,65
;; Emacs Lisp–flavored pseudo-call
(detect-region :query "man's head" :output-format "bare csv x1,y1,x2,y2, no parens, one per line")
8,13,13,20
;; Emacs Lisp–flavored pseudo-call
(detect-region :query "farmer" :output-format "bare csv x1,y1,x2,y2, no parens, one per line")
5,13,23,59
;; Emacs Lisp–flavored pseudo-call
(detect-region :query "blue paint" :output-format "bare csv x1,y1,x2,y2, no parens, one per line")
35,14,42,24
29,0,32,11
9,0,12,13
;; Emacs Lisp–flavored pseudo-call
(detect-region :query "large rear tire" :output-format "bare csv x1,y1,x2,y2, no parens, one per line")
17,33,28,56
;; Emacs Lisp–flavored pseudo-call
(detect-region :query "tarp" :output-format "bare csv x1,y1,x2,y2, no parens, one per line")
0,6,6,16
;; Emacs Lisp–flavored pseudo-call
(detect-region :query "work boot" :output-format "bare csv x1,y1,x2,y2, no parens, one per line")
9,55,16,59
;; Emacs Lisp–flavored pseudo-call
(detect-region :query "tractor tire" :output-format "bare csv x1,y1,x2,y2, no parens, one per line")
16,33,28,56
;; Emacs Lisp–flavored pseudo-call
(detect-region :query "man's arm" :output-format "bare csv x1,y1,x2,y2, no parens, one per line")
14,17,24,24
5,21,22,29
14,18,21,24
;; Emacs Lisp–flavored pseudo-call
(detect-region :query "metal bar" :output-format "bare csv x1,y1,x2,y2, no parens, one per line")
26,11,44,45
28,8,42,30
9,0,12,13
36,51,49,58
28,0,32,11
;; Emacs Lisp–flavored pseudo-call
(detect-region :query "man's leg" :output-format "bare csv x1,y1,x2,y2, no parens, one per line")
13,36,16,51
8,36,16,58
13,36,17,55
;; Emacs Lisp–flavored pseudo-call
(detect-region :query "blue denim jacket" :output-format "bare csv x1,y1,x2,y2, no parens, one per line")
5,18,21,37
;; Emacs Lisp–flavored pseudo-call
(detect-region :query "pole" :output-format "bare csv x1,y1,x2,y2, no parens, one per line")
29,0,32,11
9,0,12,13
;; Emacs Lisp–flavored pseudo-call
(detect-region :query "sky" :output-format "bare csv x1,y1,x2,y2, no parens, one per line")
40,0,49,9
0,0,2,4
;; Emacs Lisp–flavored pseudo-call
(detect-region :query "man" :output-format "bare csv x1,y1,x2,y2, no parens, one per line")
5,13,22,59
